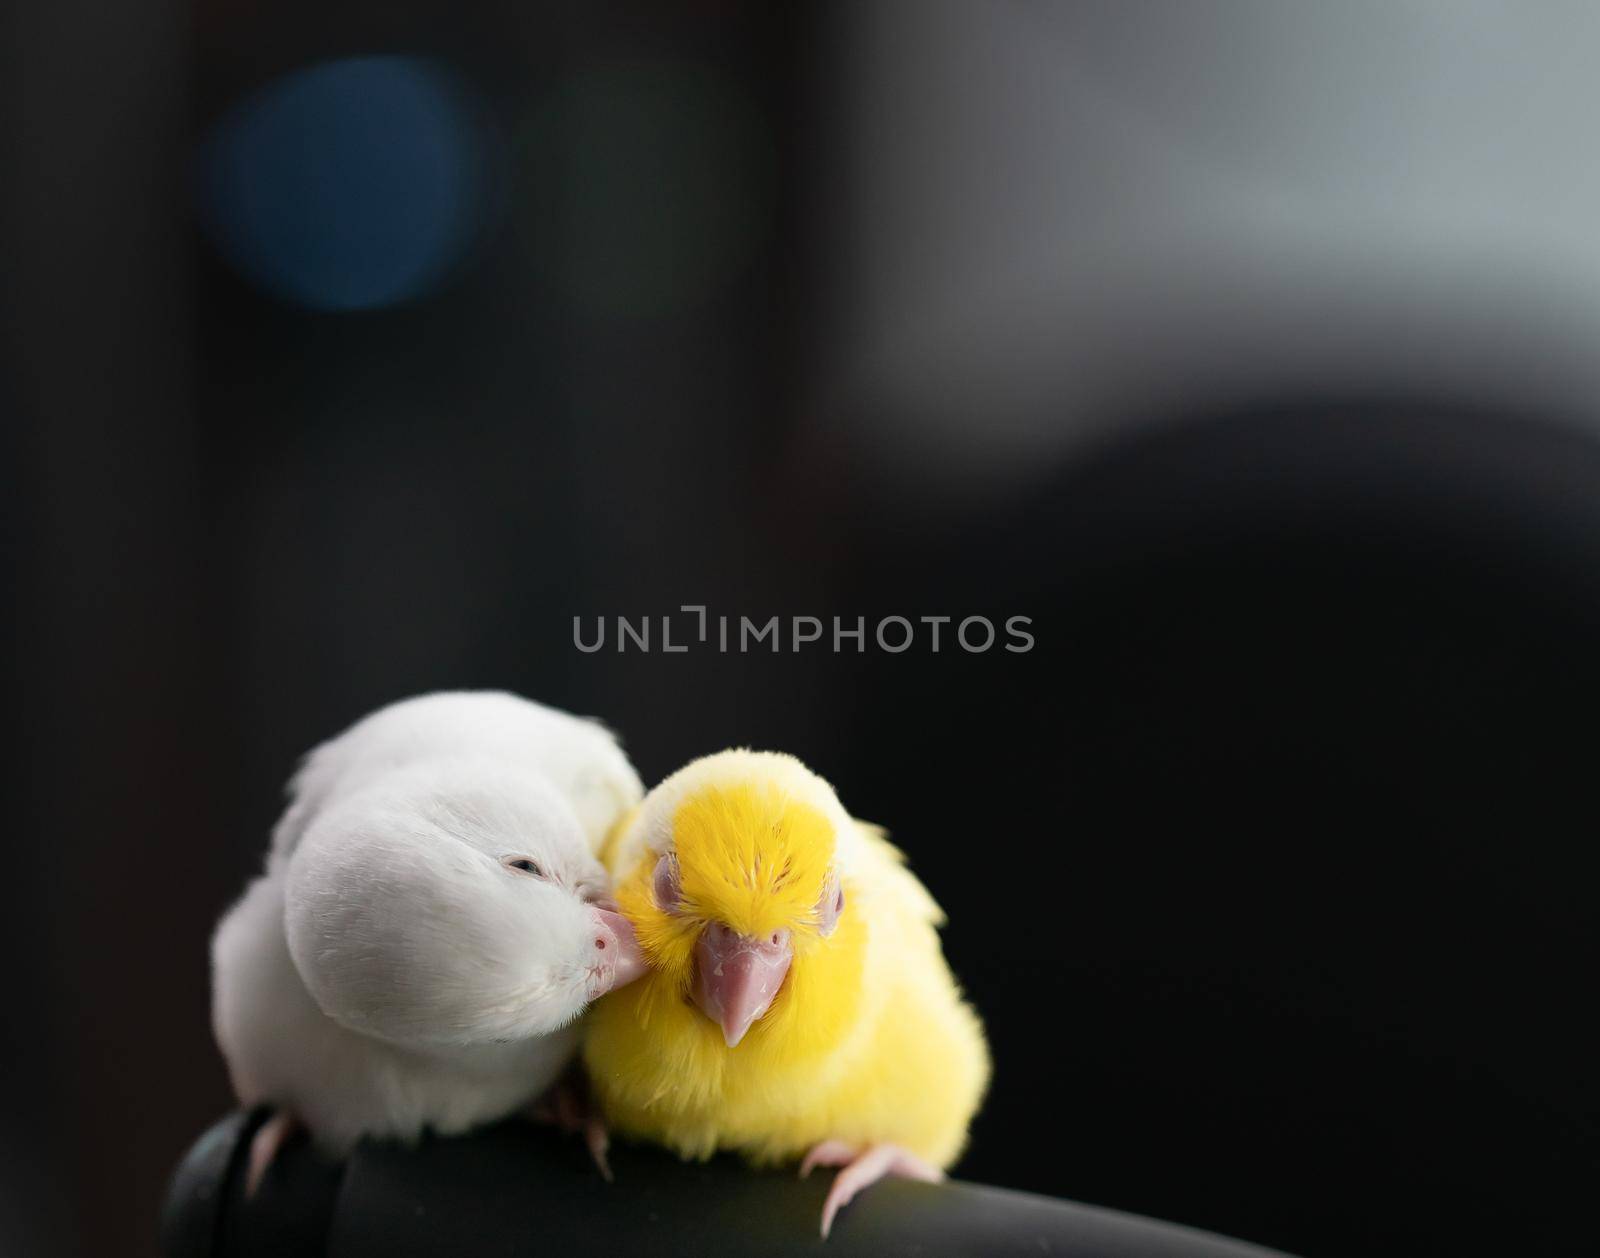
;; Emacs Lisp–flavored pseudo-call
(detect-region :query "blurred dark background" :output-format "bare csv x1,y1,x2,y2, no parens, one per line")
6,2,1599,1256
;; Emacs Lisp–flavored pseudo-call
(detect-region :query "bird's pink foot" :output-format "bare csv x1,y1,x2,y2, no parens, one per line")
528,1074,613,1181
799,1141,944,1238
528,1076,584,1135
584,1114,613,1183
244,1110,302,1198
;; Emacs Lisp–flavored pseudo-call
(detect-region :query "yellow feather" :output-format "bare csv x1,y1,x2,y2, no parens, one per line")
598,803,640,871
583,753,990,1171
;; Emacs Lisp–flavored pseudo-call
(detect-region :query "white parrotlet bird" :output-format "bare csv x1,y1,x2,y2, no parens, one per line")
211,691,648,1193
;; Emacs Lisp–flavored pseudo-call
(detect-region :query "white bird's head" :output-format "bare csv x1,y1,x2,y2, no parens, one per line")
283,760,646,1049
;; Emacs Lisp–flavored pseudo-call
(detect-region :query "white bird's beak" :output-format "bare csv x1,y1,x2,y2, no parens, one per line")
588,907,648,997
692,923,792,1047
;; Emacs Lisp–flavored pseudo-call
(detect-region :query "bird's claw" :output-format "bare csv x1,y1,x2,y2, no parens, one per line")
799,1140,855,1180
530,1073,614,1180
800,1141,943,1238
244,1110,302,1198
585,1115,613,1182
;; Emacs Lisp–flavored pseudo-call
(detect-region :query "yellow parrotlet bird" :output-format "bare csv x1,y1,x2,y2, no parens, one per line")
583,749,989,1237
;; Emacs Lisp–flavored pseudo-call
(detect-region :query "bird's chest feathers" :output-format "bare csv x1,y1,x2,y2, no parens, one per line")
592,915,871,1142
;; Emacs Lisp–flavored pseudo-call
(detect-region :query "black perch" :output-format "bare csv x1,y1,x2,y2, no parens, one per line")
164,1110,1295,1258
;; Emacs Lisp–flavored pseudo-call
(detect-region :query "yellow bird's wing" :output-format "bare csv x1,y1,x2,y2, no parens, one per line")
830,820,988,1170
849,820,946,930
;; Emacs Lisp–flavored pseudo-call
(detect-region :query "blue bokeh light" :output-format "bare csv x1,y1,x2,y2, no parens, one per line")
198,56,492,311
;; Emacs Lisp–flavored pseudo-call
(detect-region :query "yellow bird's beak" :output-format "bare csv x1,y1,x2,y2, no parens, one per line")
691,922,792,1046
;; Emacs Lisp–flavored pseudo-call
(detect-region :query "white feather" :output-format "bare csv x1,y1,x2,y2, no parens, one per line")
212,691,644,1154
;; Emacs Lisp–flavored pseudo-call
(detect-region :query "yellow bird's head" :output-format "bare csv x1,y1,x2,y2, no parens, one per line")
615,750,857,1048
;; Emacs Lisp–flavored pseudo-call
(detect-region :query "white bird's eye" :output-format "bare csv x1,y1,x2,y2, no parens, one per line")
503,857,545,878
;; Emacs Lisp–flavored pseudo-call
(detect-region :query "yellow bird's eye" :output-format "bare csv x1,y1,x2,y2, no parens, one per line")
652,853,682,912
816,872,844,936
